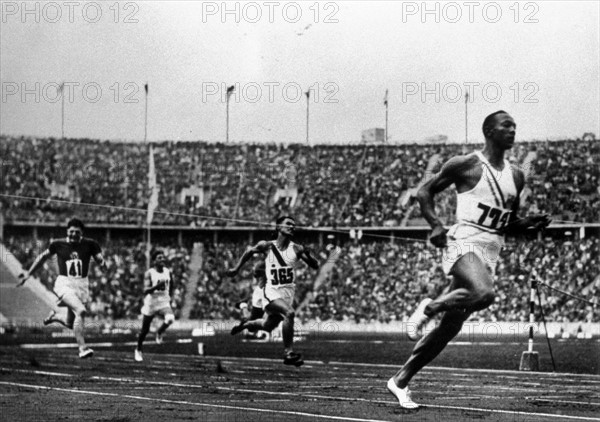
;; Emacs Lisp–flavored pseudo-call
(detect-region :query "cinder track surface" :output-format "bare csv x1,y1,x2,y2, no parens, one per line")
1,332,599,421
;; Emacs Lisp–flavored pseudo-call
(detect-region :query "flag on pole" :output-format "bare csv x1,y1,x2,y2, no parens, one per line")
465,90,469,103
58,82,64,95
147,145,159,224
305,90,310,99
145,83,148,94
383,89,388,106
226,84,235,100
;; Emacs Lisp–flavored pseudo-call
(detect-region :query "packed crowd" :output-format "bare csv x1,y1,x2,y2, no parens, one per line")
2,136,598,226
498,236,599,323
4,233,598,322
193,236,599,323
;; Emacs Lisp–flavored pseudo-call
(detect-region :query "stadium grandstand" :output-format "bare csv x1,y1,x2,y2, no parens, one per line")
1,135,598,326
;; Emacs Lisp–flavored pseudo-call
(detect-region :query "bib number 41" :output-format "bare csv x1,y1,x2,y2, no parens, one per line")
67,259,83,277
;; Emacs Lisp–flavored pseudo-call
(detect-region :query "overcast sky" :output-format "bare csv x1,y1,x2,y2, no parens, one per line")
1,1,598,144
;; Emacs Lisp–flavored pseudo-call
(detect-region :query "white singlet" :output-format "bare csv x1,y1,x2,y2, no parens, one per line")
141,267,173,316
443,151,518,275
263,241,299,308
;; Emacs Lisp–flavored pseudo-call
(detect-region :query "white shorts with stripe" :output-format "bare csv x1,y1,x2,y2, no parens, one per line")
262,284,295,309
141,296,173,318
54,275,90,313
442,223,505,276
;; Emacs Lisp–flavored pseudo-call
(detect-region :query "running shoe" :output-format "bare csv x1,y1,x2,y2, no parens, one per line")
387,378,419,409
43,310,57,326
283,351,304,367
78,348,94,359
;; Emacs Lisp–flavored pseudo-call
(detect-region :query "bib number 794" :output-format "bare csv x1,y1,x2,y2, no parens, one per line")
477,203,511,230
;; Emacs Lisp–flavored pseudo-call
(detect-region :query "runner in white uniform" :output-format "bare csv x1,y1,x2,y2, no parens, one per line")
441,150,518,276
263,238,300,308
226,216,319,366
387,111,551,409
134,250,175,362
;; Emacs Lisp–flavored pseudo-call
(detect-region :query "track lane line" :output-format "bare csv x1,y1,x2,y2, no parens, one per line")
0,381,392,422
3,367,600,421
16,345,600,379
527,398,600,407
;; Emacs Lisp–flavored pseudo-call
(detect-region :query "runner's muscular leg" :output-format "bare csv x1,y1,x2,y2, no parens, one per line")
261,299,294,350
425,252,495,317
157,311,174,335
243,299,293,345
60,294,88,350
242,300,285,332
394,309,470,388
392,253,496,387
65,308,75,329
137,315,154,350
45,305,72,328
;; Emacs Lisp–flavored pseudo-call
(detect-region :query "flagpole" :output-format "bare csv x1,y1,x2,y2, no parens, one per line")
226,85,231,143
384,89,389,142
61,83,65,139
225,85,235,143
305,91,310,144
226,97,230,143
147,145,152,270
385,102,389,142
144,84,148,143
145,83,151,269
465,92,469,144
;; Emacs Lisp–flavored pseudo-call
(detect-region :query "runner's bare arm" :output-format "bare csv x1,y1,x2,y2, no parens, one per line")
17,249,52,286
296,244,319,270
416,156,469,247
226,241,270,277
93,252,107,270
143,270,161,295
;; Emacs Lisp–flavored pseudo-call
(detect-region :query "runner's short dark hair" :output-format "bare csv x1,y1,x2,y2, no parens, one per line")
67,218,85,231
152,250,165,261
482,110,509,136
276,215,295,225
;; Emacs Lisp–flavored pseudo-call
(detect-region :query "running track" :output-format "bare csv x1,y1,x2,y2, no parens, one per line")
1,344,599,422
